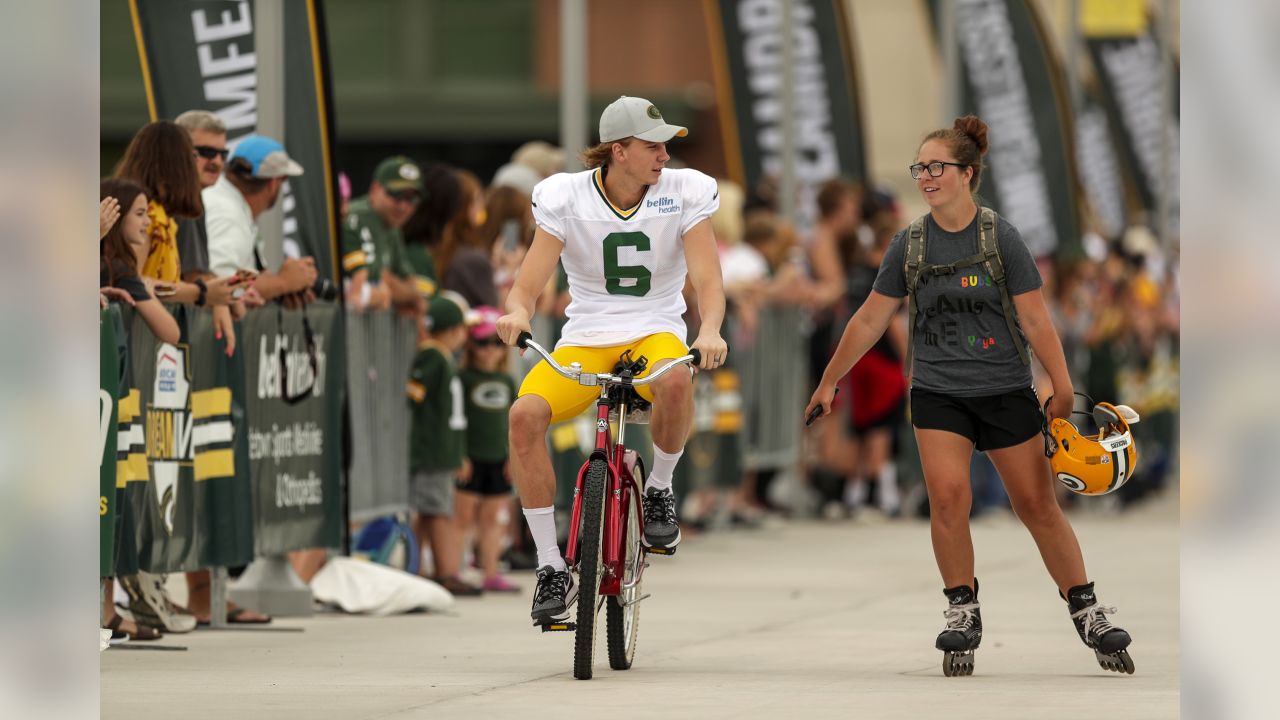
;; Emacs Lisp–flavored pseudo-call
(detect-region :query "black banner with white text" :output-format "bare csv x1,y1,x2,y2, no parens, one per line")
708,0,868,230
130,0,340,281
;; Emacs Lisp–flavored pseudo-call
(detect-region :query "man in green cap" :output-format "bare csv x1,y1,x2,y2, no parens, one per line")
341,155,426,314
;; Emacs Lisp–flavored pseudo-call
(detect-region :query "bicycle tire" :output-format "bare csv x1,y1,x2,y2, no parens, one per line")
573,457,608,680
606,456,644,670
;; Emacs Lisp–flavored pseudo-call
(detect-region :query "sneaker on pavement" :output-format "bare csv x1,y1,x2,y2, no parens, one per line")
530,565,576,626
642,487,681,550
119,571,197,633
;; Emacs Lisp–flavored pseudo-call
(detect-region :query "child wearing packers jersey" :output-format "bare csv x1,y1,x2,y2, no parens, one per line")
455,306,521,592
407,294,481,597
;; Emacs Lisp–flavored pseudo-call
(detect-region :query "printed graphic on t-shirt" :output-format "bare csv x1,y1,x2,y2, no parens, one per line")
919,273,1000,352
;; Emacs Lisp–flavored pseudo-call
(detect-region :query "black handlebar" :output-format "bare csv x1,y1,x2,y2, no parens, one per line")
515,331,532,349
689,348,702,366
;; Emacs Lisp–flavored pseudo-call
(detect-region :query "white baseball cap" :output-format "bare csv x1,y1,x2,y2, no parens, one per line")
599,96,688,143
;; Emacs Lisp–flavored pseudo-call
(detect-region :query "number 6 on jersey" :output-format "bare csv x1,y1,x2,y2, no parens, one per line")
603,231,652,297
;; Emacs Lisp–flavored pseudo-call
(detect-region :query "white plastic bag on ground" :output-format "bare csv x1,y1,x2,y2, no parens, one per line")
309,556,454,615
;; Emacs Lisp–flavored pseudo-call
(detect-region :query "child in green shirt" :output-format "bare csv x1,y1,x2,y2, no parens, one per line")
407,293,479,597
455,306,520,592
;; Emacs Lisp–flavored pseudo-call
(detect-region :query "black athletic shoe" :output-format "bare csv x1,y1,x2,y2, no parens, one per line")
642,487,681,550
1066,582,1131,655
936,580,983,652
530,565,577,626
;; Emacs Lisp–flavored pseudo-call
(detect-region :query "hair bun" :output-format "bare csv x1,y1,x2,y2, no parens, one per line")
953,115,989,156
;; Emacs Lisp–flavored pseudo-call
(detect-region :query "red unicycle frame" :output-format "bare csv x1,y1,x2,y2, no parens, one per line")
516,332,699,680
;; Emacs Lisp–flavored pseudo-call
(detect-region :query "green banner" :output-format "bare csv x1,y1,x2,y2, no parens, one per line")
241,303,344,554
708,0,869,228
101,308,121,578
928,0,1083,258
130,0,340,282
1073,88,1131,240
1086,32,1179,237
115,306,255,574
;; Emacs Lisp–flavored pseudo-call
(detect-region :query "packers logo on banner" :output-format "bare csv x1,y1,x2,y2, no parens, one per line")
145,342,235,535
148,343,192,535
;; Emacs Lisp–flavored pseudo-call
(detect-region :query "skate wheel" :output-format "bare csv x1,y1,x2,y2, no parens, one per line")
943,650,975,677
1094,649,1135,674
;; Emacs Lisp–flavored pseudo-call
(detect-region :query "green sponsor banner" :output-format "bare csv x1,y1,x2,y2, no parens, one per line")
101,308,121,578
115,306,255,574
709,0,869,228
241,303,344,554
927,0,1083,258
130,0,340,282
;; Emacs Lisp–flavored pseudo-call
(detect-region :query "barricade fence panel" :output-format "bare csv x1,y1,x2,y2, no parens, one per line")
739,305,809,471
108,302,346,575
345,310,416,523
241,302,345,554
100,307,120,578
112,304,255,574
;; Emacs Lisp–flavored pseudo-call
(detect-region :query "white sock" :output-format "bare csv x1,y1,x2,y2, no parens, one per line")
646,447,683,493
844,478,868,508
877,465,900,512
521,506,565,572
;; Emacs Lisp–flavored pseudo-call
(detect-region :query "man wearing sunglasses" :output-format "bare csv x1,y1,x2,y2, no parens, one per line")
174,110,247,345
341,155,426,317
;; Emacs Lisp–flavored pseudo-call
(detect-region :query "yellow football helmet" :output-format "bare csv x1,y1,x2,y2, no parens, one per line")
1043,397,1140,496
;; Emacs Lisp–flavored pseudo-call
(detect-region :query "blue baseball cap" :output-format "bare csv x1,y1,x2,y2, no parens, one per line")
229,135,305,178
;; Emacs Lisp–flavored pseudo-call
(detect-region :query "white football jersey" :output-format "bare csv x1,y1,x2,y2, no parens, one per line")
531,166,719,348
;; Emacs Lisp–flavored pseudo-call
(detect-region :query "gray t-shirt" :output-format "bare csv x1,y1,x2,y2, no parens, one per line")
873,212,1042,396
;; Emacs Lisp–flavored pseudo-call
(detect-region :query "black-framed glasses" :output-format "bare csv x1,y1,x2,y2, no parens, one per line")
909,161,968,180
194,145,230,161
472,337,504,348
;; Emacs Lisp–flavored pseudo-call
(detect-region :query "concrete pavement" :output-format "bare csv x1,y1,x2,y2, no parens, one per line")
102,495,1178,719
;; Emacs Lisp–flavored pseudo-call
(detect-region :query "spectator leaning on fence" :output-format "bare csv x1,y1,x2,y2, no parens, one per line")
173,109,244,356
99,178,180,345
113,120,239,311
204,135,319,306
342,155,427,314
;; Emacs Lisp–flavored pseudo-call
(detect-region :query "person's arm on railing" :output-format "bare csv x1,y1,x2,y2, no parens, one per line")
253,256,318,302
136,277,181,344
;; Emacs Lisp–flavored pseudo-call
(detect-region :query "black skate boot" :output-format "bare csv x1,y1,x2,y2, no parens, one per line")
936,579,982,677
1064,582,1134,674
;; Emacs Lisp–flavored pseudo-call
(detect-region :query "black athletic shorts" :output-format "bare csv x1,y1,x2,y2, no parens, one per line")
456,460,512,497
910,387,1042,452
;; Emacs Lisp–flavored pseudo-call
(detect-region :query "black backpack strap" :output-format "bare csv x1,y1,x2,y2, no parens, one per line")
902,215,929,377
977,208,1031,366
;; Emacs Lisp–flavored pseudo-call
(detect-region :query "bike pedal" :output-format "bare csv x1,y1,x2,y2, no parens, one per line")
644,546,677,556
540,622,576,633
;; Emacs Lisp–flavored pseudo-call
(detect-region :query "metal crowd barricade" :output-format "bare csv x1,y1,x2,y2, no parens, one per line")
345,309,417,523
738,304,810,472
